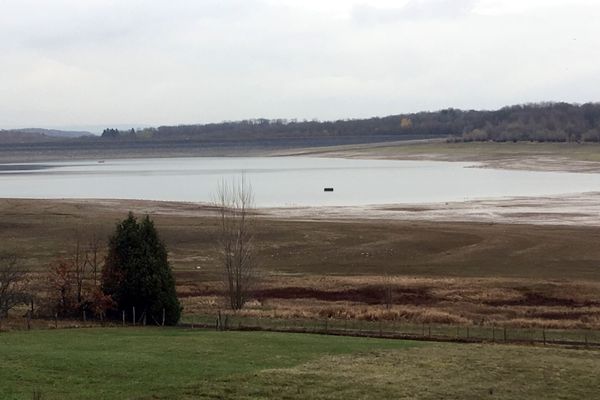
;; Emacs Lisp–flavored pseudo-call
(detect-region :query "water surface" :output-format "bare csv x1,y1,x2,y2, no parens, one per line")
1,157,600,207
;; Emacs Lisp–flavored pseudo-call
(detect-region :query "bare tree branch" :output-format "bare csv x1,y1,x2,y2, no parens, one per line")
0,254,28,320
214,175,257,310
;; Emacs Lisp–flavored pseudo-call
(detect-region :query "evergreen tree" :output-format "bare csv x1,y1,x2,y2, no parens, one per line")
102,213,181,325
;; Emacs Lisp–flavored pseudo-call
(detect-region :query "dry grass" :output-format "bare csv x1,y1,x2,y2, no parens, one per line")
206,342,600,400
180,275,600,329
3,198,600,330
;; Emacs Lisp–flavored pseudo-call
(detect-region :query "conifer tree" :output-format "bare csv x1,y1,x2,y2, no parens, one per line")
102,213,181,325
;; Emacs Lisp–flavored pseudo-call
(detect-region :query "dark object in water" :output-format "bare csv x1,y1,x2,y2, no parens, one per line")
324,188,334,192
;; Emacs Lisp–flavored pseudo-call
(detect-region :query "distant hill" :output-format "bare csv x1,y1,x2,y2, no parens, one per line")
100,102,600,144
3,102,600,149
0,128,93,143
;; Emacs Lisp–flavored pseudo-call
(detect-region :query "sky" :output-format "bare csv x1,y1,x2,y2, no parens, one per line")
1,0,599,131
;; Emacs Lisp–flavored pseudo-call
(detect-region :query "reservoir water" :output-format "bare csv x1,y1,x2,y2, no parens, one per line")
1,157,600,207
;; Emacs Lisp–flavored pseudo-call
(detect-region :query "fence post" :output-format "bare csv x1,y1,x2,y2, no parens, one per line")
133,307,136,326
542,329,546,346
27,311,31,330
122,310,125,327
162,308,165,327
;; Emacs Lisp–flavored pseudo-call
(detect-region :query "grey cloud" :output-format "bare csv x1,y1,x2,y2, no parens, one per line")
0,0,599,128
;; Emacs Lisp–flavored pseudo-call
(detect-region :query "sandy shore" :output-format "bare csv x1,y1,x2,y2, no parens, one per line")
262,192,600,226
49,191,600,227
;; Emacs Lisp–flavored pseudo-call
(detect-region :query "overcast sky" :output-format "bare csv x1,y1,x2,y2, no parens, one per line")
1,0,599,130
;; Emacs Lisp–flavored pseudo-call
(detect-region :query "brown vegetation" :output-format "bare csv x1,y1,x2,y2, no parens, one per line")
179,275,600,329
1,198,600,330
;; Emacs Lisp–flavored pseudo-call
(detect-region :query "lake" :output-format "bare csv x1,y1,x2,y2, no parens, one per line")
1,157,600,207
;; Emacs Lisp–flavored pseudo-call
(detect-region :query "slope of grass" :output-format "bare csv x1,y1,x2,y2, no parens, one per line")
199,343,600,400
0,328,411,400
1,328,599,399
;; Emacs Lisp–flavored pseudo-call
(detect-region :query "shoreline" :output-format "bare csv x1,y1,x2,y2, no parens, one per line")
3,141,600,226
3,140,600,174
7,191,600,227
278,141,600,174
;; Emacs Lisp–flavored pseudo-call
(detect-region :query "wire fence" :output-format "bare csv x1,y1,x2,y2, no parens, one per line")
4,310,600,349
0,306,170,332
181,314,600,348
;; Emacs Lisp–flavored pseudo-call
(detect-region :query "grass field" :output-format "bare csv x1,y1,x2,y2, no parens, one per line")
0,328,599,399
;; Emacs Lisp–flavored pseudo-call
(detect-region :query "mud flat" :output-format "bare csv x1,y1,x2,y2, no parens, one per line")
264,192,600,227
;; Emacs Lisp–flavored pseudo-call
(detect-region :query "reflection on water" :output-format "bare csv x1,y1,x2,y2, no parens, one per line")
1,157,600,207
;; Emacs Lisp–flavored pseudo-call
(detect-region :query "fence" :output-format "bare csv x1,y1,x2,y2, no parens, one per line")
5,311,600,349
0,306,170,332
182,314,600,348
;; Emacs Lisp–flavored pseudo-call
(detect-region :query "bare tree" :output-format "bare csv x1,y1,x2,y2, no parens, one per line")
47,257,75,317
74,231,104,304
214,176,257,310
0,255,28,323
84,232,103,286
72,235,86,305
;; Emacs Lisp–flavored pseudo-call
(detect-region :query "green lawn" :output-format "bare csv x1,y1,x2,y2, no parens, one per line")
1,328,599,399
0,328,409,400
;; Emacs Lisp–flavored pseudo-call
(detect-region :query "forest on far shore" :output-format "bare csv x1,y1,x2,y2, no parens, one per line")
3,102,600,145
101,102,600,143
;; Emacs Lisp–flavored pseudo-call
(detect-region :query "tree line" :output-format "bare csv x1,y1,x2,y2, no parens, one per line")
97,102,600,143
0,180,257,328
4,102,599,145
